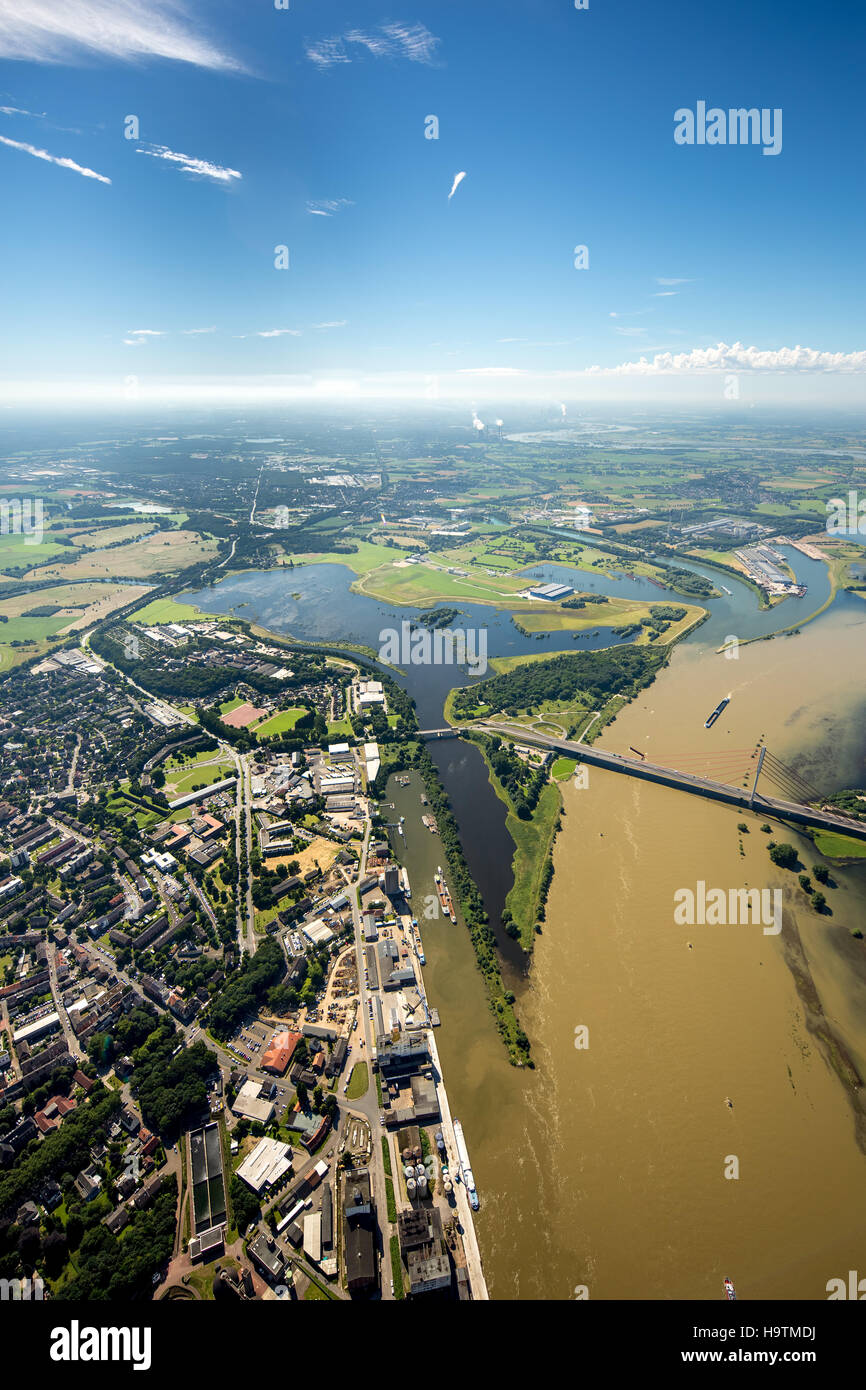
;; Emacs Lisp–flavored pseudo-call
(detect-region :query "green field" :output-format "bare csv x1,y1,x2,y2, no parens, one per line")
218,695,245,715
811,831,866,860
165,761,235,799
326,718,354,739
551,757,578,780
253,707,307,738
0,532,77,571
345,1062,369,1100
0,580,151,670
282,539,409,575
130,596,208,625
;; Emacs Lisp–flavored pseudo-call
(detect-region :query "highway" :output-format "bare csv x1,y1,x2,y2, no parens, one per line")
478,721,866,842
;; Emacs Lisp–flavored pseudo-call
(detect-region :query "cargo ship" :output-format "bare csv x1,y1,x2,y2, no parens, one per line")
724,1277,737,1301
704,694,731,729
435,866,457,921
421,814,439,834
452,1119,479,1210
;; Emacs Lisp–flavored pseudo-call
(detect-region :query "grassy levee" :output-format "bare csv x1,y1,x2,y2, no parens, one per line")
470,735,563,951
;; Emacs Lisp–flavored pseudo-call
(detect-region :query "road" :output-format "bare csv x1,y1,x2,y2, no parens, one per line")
66,735,82,794
345,821,400,1299
46,944,85,1063
227,748,256,955
480,720,866,842
216,536,237,569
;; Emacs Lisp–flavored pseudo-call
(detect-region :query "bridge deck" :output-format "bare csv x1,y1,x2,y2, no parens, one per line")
465,722,866,843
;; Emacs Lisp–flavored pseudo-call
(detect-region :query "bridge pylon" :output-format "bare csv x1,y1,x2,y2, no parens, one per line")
749,745,767,808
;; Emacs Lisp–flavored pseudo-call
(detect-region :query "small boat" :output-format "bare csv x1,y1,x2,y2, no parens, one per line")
724,1277,737,1301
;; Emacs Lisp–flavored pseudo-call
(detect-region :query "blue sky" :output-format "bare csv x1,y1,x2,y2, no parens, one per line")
0,0,864,406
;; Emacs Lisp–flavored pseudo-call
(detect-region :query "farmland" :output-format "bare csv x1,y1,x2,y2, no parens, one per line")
0,580,152,670
25,529,219,582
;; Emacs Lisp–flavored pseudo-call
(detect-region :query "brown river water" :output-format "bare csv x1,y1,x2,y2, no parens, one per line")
401,596,866,1300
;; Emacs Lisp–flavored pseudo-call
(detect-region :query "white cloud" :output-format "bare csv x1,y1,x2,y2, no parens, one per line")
306,197,353,216
448,171,466,201
0,131,110,182
0,0,241,71
587,342,866,375
0,102,44,116
181,326,216,335
614,325,647,337
313,321,347,329
655,277,693,286
137,143,241,185
124,328,165,346
306,22,439,68
305,37,351,69
652,291,677,297
252,329,302,338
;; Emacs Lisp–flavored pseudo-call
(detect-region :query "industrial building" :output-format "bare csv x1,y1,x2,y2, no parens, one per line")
232,1079,275,1125
188,1122,227,1238
236,1137,293,1194
397,1207,452,1296
526,581,574,601
343,1169,378,1295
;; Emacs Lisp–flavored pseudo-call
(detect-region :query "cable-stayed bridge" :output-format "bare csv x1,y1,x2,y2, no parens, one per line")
422,722,866,842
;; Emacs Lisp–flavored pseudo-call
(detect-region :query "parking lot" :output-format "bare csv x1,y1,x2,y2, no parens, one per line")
225,1018,270,1067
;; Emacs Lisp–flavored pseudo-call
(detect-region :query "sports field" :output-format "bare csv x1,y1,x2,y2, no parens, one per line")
253,707,307,738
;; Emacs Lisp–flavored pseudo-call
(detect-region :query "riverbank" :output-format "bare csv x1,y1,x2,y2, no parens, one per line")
467,733,563,951
375,744,531,1066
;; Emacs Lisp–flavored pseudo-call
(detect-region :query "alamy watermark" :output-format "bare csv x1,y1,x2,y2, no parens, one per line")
674,881,782,935
0,1274,44,1300
827,1270,866,1299
826,492,866,536
674,103,782,156
50,1322,151,1371
378,620,488,676
0,497,43,545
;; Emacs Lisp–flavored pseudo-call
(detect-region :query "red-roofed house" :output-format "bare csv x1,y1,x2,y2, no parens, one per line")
261,1030,303,1076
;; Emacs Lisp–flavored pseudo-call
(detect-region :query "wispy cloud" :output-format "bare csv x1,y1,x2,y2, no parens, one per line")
306,22,439,69
448,171,466,201
181,326,216,336
124,328,165,346
0,102,45,117
136,143,241,185
587,342,866,375
652,291,678,297
0,0,241,71
655,277,693,286
313,321,347,329
306,197,353,217
238,329,302,339
614,325,648,337
0,131,109,182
